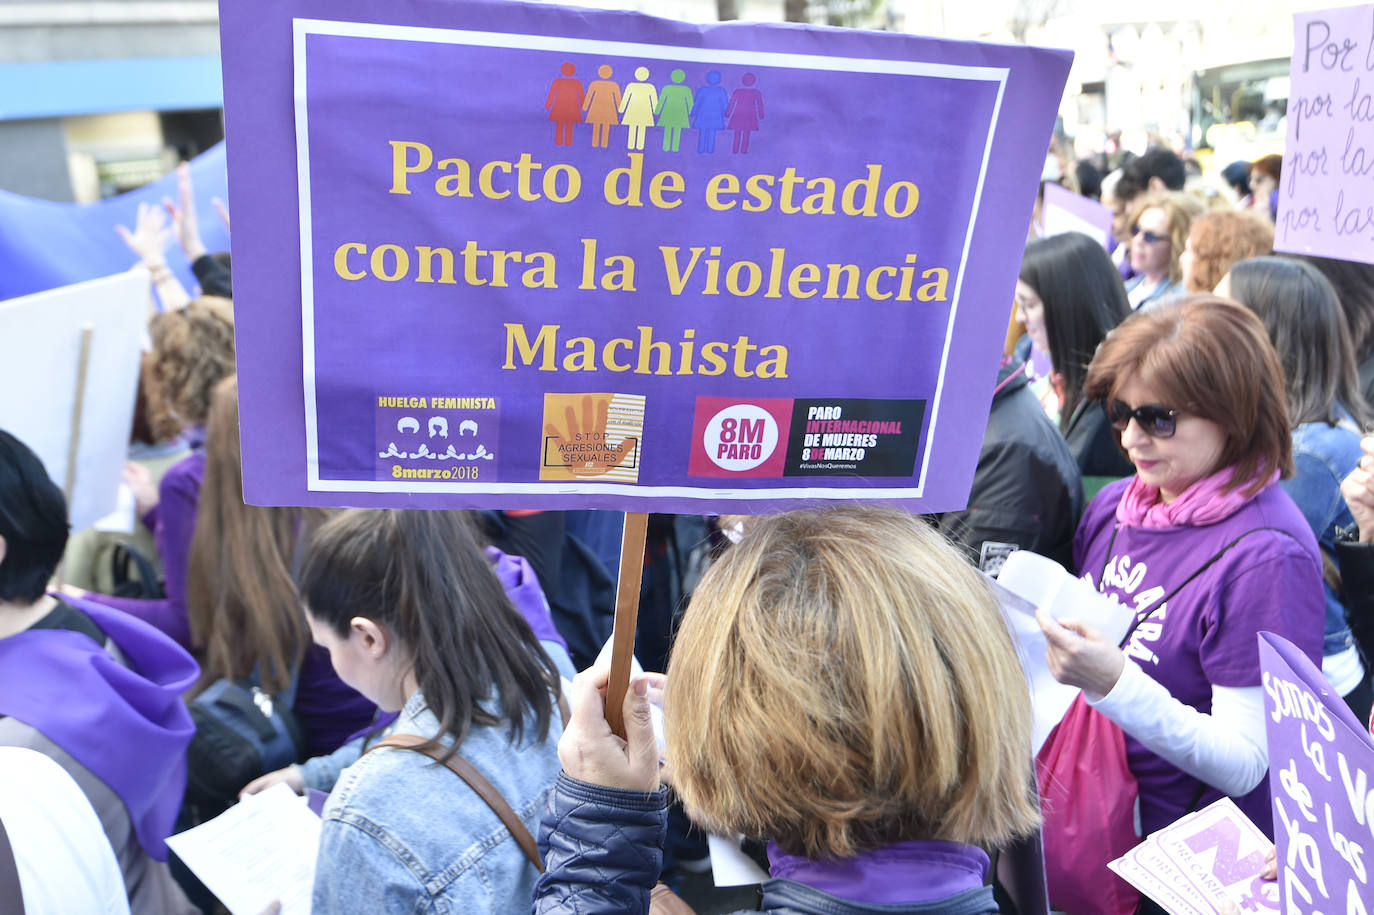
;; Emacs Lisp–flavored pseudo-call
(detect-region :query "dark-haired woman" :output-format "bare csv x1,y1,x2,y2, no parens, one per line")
302,509,566,914
1040,298,1324,840
1016,231,1135,481
1223,257,1373,720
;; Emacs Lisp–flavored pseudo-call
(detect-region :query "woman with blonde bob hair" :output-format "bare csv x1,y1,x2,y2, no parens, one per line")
1040,298,1324,846
534,506,1041,914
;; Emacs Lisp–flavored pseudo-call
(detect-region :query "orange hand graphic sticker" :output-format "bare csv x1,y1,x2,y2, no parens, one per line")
541,393,645,482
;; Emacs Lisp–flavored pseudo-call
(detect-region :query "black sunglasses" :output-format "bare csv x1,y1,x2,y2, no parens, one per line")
1130,225,1168,245
1105,400,1179,438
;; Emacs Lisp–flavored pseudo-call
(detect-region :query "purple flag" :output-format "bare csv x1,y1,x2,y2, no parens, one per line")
222,0,1071,513
1260,630,1374,914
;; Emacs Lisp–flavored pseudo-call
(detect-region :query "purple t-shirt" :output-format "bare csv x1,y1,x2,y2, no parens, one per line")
1075,477,1325,837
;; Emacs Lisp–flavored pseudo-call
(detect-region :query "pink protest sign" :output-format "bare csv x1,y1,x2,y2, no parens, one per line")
1260,631,1374,914
1276,4,1374,264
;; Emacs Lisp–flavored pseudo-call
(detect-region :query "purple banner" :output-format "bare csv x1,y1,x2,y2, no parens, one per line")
222,0,1071,512
1260,631,1374,914
1276,4,1374,265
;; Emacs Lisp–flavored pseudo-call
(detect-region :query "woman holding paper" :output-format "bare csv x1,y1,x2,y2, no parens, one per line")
301,509,569,914
534,506,1041,914
1038,297,1325,840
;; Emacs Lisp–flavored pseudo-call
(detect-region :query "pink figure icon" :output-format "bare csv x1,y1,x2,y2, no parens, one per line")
725,73,764,154
582,64,622,149
545,62,585,146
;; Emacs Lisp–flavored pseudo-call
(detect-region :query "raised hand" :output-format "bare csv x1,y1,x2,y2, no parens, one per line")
544,394,636,476
162,162,208,262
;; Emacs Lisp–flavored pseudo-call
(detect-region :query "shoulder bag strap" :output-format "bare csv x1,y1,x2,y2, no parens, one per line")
365,734,544,873
1107,525,1296,648
0,816,25,914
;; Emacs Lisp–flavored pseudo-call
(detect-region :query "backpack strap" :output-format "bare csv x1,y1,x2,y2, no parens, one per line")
365,734,544,872
0,816,25,914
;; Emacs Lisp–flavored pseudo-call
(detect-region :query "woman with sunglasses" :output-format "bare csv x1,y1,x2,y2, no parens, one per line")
1123,193,1193,311
1039,297,1324,845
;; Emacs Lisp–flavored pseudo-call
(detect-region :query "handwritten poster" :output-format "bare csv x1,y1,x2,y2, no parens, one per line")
1276,3,1374,264
222,0,1071,512
1260,631,1374,915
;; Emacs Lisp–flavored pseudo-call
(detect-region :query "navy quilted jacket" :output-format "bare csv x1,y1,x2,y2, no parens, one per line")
534,773,668,914
532,774,1001,915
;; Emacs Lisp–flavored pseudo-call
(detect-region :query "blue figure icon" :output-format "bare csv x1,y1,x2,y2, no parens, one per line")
692,71,729,154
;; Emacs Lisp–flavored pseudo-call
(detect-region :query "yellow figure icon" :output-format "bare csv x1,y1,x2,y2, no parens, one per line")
618,66,658,152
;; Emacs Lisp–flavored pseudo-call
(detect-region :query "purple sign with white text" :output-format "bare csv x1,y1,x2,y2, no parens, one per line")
1260,631,1374,915
221,0,1071,512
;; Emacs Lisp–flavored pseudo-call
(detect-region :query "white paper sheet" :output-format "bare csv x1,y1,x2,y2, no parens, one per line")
992,550,1138,755
708,833,770,886
166,782,321,915
91,482,136,534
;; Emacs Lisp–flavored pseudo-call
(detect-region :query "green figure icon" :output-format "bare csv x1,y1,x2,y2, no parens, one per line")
654,68,694,152
582,64,623,149
618,66,658,152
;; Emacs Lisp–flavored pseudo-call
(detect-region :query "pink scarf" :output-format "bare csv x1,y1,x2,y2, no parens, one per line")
1116,465,1280,529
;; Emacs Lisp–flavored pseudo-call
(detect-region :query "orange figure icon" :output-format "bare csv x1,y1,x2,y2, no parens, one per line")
726,73,764,154
545,62,585,146
582,64,622,149
618,66,659,152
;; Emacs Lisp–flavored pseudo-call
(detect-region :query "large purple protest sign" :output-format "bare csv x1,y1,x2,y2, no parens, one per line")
221,0,1071,512
1276,4,1374,265
1260,631,1374,914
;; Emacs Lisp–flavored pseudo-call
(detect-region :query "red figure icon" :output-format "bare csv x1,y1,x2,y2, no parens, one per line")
546,62,585,146
726,73,764,154
582,64,622,149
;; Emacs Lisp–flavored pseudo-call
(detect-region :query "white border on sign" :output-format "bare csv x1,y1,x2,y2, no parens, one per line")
292,18,1008,500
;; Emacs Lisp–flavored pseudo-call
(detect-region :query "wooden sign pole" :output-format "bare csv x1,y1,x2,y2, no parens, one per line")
604,511,649,740
54,325,94,588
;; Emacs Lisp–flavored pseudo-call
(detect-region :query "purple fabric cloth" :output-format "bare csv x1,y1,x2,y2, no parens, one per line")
1075,477,1325,837
486,545,567,651
93,443,206,650
767,839,990,905
294,643,378,757
0,595,198,860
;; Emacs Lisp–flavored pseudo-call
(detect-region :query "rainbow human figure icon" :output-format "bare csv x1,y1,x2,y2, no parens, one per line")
692,71,729,153
618,66,658,152
654,68,693,152
582,64,622,149
545,62,584,146
726,73,764,153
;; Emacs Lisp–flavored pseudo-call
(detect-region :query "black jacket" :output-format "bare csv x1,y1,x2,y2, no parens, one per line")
935,359,1084,573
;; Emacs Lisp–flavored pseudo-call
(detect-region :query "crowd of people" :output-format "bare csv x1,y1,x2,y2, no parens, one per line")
3,138,1374,915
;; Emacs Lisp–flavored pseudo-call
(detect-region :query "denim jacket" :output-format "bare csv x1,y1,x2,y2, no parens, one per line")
1281,417,1364,661
313,689,563,914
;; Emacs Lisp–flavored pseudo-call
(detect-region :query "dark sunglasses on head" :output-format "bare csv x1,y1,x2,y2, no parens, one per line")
1105,400,1179,438
1130,225,1168,245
